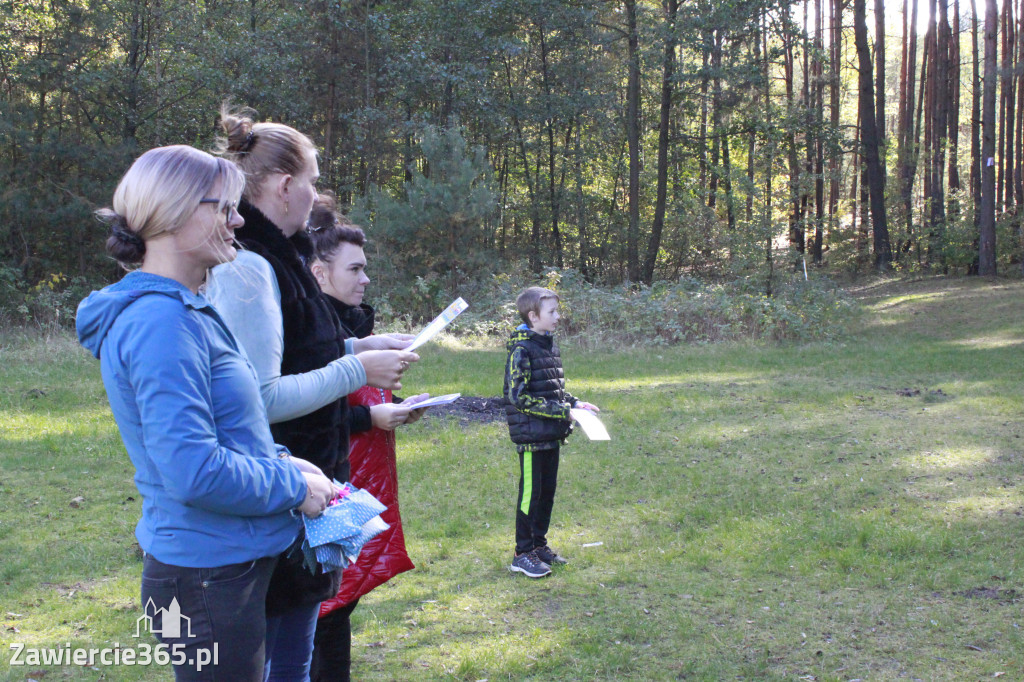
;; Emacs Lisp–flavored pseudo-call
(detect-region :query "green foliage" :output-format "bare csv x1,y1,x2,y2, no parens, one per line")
356,124,498,317
554,271,857,345
373,266,857,345
0,267,94,331
2,0,1016,311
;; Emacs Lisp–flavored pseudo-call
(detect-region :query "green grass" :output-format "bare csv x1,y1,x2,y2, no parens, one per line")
2,276,1023,680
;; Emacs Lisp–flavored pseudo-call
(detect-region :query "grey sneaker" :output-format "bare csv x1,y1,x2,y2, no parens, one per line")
534,545,568,565
509,549,551,578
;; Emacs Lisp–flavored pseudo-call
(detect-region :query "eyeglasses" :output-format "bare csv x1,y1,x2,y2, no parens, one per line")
199,198,238,219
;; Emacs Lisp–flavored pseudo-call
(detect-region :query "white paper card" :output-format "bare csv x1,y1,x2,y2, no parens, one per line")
570,408,610,440
405,298,469,352
403,393,461,409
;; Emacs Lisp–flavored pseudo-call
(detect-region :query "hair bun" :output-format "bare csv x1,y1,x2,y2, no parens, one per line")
111,216,145,248
99,208,147,265
218,105,258,155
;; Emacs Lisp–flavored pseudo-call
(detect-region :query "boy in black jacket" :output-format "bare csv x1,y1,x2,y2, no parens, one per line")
504,287,599,578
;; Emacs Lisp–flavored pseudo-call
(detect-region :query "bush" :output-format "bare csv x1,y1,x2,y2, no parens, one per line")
379,267,858,346
0,267,94,332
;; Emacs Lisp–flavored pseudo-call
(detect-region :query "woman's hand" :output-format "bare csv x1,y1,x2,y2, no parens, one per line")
370,403,412,431
404,407,427,424
399,393,430,425
352,333,416,353
298,471,336,517
357,350,419,390
288,456,325,476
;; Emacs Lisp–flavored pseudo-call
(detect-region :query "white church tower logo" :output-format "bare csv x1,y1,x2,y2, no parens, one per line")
136,597,195,639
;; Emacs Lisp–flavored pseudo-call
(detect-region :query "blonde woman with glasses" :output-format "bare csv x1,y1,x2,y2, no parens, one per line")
76,145,338,681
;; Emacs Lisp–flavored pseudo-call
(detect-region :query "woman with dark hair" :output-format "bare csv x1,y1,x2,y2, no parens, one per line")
206,109,418,681
76,145,338,681
306,195,421,682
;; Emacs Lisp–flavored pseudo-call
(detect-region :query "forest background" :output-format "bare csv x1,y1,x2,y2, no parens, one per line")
3,0,1023,333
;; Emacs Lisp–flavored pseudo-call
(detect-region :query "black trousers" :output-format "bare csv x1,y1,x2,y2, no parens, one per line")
515,444,560,555
310,599,359,682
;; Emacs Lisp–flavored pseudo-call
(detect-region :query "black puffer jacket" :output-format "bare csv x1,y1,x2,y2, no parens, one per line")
503,326,576,451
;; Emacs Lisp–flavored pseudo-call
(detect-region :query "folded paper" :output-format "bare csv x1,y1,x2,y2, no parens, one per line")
301,482,389,573
570,408,610,440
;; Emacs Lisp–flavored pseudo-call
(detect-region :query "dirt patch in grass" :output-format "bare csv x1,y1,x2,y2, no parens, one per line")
892,387,952,401
38,578,106,599
422,396,505,424
956,587,1019,603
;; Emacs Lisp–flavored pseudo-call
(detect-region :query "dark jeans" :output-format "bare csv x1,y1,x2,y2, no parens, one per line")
310,599,360,682
264,602,320,681
515,445,560,555
141,553,277,682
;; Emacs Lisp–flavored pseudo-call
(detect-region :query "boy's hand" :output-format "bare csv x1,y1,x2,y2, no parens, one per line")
575,401,599,413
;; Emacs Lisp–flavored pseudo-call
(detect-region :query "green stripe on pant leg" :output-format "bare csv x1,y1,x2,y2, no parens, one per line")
520,448,533,515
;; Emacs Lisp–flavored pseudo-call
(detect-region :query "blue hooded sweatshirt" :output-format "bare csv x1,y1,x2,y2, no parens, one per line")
76,271,306,567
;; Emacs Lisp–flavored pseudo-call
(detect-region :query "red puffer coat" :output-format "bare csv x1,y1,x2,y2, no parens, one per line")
318,384,414,615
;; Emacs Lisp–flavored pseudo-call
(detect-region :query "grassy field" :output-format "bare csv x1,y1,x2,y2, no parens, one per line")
1,276,1022,681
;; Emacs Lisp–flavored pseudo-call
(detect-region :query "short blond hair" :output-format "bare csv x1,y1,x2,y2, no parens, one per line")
98,145,245,266
516,287,559,325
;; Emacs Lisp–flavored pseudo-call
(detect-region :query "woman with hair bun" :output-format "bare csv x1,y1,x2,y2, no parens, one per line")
76,145,339,681
305,195,422,682
206,108,417,681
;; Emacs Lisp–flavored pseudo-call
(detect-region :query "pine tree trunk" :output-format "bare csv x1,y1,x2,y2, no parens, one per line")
643,0,679,284
998,0,1014,210
625,0,641,281
829,0,842,253
914,40,929,263
875,0,886,173
1004,1,1017,212
930,0,950,265
979,0,999,275
1015,0,1024,264
709,32,723,210
969,0,982,273
699,46,710,195
812,0,825,263
783,8,805,255
949,0,962,199
971,0,982,225
921,11,934,249
900,0,920,259
855,0,893,268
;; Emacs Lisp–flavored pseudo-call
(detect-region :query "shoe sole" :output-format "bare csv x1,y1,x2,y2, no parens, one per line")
509,564,551,579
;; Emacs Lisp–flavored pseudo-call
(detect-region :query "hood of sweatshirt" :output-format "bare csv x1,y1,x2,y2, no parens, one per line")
76,271,212,358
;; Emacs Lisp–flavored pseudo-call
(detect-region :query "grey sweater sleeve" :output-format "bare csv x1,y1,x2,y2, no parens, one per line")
206,251,367,424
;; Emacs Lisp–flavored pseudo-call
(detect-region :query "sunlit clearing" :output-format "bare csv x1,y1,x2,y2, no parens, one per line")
947,334,1024,350
868,291,949,313
903,446,997,470
583,371,762,391
944,491,1022,518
